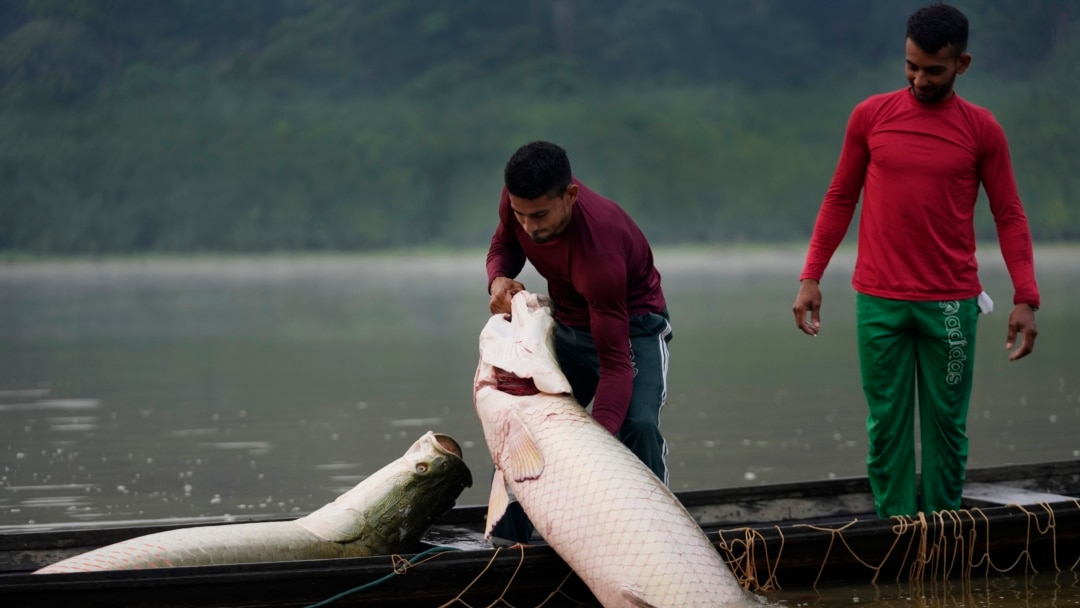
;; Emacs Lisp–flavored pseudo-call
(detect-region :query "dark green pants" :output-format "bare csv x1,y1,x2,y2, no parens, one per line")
491,310,673,542
554,310,673,483
856,293,979,518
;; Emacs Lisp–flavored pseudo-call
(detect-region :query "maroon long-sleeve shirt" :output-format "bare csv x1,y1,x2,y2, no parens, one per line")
486,178,666,434
801,88,1040,308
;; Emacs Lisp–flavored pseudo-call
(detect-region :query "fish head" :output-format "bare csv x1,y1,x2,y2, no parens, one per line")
381,431,473,545
397,431,474,512
474,290,573,399
473,292,574,473
300,431,472,547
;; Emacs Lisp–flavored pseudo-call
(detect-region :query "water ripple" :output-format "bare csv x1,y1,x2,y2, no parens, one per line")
0,399,101,412
389,417,443,427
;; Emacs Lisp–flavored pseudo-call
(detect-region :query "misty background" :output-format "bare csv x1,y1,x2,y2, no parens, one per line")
0,1,1078,537
1,0,1077,256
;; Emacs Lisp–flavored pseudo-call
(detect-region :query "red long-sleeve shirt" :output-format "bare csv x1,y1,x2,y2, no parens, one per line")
486,178,666,434
801,88,1040,308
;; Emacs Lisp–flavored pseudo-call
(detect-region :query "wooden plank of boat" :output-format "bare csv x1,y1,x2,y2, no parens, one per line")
713,460,1080,589
716,495,1080,588
1,459,1077,607
0,545,594,608
962,483,1075,507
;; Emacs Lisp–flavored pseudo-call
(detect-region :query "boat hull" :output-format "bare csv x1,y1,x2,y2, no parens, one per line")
2,460,1078,607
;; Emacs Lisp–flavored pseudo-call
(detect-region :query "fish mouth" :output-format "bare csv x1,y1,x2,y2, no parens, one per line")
473,364,542,396
493,367,540,396
474,349,553,399
415,432,473,490
474,291,573,396
429,432,465,460
414,431,467,462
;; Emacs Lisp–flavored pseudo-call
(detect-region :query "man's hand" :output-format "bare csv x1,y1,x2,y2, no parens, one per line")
793,279,822,336
489,277,525,315
1005,303,1038,361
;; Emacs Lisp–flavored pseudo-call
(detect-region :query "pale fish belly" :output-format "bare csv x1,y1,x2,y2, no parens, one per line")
34,520,361,573
489,392,756,608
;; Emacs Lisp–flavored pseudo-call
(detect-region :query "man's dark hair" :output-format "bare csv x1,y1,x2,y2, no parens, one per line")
504,141,572,200
907,3,969,56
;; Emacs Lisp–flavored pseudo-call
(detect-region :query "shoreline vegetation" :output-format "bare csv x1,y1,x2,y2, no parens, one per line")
1,1,1076,255
1,243,1075,275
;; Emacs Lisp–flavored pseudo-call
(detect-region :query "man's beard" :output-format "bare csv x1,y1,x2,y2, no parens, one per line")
911,74,956,104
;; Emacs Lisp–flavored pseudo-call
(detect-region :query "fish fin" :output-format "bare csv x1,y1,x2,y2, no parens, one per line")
506,411,545,482
621,588,661,608
484,473,510,541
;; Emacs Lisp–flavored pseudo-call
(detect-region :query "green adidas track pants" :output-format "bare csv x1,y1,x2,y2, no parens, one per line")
856,293,979,518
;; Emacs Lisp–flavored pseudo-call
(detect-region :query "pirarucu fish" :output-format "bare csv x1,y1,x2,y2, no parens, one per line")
474,291,758,607
35,431,472,573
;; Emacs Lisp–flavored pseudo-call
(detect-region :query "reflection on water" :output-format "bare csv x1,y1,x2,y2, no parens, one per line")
0,398,100,411
769,571,1080,608
1,249,1077,530
537,563,1080,607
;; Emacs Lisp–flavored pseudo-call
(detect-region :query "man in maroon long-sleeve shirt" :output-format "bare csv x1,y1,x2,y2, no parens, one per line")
486,141,672,542
792,4,1039,518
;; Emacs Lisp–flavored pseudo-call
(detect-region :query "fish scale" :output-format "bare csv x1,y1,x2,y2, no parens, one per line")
475,292,762,607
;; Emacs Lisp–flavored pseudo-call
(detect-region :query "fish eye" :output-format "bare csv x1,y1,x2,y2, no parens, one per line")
415,463,428,473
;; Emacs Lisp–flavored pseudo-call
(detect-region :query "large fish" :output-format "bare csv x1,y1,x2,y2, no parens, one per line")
35,431,472,573
474,291,758,608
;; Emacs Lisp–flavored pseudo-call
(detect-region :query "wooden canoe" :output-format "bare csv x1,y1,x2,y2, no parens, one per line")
1,459,1077,607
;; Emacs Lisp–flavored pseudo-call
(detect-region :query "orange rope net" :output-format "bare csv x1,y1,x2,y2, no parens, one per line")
715,498,1080,592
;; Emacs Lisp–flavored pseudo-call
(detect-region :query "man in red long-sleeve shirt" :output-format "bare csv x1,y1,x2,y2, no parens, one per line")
792,3,1040,518
486,141,672,541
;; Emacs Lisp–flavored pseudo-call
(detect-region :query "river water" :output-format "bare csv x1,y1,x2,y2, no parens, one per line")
1,247,1076,604
766,571,1080,608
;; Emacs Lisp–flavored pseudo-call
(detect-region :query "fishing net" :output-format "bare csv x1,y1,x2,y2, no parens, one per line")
302,499,1080,606
716,499,1080,592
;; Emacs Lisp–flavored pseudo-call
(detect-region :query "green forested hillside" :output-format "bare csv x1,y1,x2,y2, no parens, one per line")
1,0,1077,253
